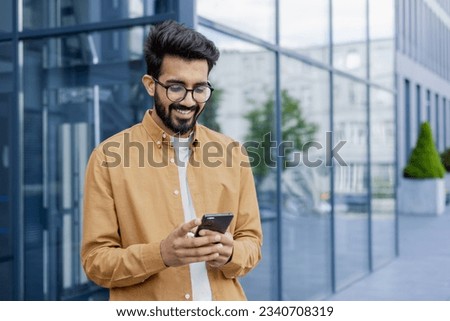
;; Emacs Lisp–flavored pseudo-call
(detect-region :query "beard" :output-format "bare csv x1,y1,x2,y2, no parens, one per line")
153,91,201,136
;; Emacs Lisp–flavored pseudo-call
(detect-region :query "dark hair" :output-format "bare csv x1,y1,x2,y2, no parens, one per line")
144,20,220,78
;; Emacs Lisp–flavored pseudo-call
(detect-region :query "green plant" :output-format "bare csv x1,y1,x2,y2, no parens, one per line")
244,89,317,178
440,148,450,172
403,122,446,179
198,88,223,133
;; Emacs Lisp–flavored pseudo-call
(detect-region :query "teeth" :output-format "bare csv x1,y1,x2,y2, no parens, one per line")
177,109,191,114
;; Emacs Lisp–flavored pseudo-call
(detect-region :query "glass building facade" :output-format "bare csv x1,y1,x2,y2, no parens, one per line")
0,0,447,301
396,0,450,174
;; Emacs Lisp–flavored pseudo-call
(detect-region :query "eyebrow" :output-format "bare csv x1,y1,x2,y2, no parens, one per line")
164,78,208,87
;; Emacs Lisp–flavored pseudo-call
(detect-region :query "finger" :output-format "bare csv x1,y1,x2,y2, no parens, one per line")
218,235,233,246
181,252,220,265
207,245,233,266
216,243,233,258
198,230,234,247
183,234,222,248
197,229,224,239
224,232,233,240
197,229,218,236
177,245,221,259
177,218,201,237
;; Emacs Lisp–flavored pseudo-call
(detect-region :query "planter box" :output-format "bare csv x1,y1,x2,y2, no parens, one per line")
397,178,445,215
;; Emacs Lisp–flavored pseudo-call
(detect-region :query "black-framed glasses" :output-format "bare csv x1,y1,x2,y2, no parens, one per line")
152,77,214,103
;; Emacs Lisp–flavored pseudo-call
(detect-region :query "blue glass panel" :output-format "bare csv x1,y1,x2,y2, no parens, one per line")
198,26,278,300
0,42,12,300
23,0,173,30
22,27,150,299
197,0,276,44
280,0,329,65
370,89,396,269
333,76,370,289
280,56,332,300
333,0,367,79
0,0,12,32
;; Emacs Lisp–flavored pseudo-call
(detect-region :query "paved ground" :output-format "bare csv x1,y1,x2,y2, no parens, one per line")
325,205,450,300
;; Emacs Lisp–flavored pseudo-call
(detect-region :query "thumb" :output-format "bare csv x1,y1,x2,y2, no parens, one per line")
176,218,201,237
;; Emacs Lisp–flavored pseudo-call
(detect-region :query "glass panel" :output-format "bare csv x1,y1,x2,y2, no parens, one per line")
333,76,370,289
404,79,412,161
197,0,276,44
23,0,172,30
369,0,395,89
280,0,330,64
445,98,449,148
280,57,332,300
198,26,278,300
416,84,422,129
332,0,367,78
0,42,13,300
23,27,150,300
370,89,396,269
435,94,440,149
0,0,12,32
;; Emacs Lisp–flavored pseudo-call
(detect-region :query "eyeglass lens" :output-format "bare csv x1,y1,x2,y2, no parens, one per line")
166,84,211,103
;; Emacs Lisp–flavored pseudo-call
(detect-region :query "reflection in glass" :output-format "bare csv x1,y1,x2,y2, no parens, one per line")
369,0,395,89
280,57,332,300
0,42,13,299
0,0,12,32
22,27,150,299
197,0,276,44
23,0,171,30
280,0,329,64
198,26,278,300
333,76,370,289
332,0,367,78
370,89,395,268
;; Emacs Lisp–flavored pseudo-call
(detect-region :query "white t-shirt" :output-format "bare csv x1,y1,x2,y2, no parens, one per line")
173,136,212,301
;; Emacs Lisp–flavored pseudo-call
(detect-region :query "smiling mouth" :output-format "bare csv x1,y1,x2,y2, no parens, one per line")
176,109,192,114
174,107,195,115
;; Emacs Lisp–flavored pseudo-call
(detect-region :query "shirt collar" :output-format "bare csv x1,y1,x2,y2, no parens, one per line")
142,109,200,148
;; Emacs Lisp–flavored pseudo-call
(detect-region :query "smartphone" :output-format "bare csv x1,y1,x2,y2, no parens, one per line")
194,212,234,237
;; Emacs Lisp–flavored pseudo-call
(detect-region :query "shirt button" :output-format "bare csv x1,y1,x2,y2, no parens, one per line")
156,141,161,149
170,158,175,164
162,133,167,139
173,190,179,196
184,293,191,300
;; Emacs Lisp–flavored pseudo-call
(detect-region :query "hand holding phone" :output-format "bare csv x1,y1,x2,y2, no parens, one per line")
194,212,234,237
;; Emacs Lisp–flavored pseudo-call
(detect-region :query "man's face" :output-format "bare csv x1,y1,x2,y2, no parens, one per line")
144,55,209,137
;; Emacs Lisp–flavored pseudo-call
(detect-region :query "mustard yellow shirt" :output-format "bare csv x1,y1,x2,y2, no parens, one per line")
81,110,263,300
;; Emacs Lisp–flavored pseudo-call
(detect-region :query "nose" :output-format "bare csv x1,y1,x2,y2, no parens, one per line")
180,90,197,106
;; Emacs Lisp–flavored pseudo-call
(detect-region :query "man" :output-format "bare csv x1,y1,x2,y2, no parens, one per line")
81,20,262,301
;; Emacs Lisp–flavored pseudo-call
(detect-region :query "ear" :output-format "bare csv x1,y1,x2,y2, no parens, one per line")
142,74,155,97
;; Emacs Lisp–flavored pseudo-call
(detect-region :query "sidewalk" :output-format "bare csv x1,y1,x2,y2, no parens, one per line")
325,205,450,300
